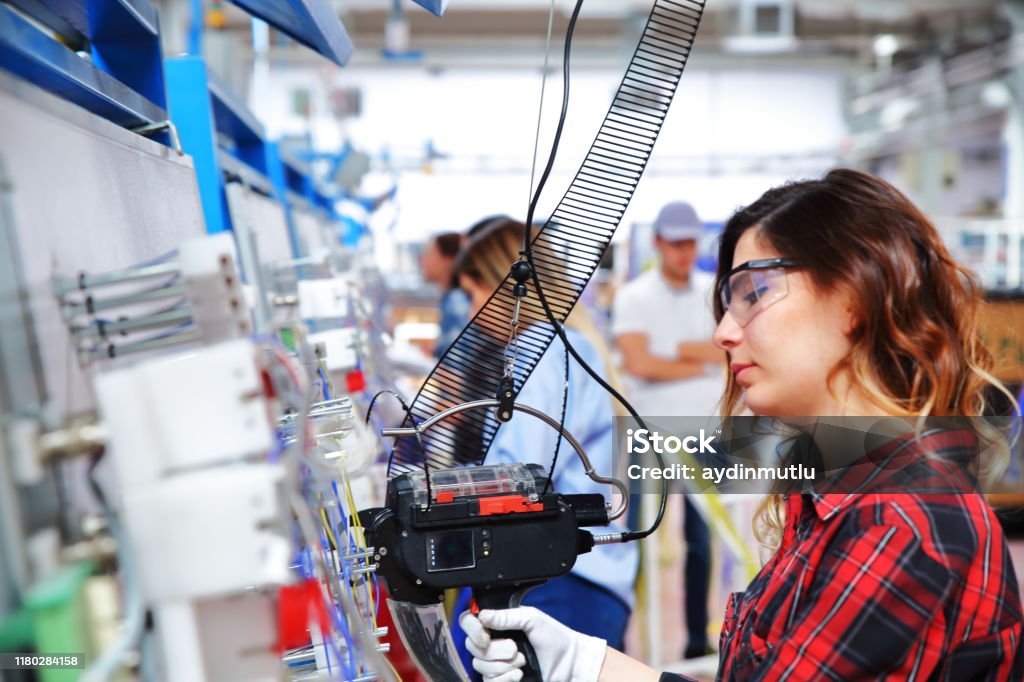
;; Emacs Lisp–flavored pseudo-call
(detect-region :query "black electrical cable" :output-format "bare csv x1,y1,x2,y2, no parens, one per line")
522,0,585,257
521,0,667,541
524,0,583,501
540,344,570,497
537,294,667,541
366,389,416,427
87,449,110,513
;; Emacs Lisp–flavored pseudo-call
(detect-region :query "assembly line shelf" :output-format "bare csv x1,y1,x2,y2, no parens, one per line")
225,0,353,66
0,0,166,128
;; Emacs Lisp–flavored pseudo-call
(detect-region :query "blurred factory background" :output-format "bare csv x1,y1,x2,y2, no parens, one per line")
2,1,1024,681
176,0,1024,275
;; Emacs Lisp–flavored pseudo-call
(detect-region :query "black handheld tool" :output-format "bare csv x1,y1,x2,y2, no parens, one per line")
360,462,612,681
364,399,628,681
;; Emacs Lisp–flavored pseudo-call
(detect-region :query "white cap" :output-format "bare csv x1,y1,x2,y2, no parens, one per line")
654,201,703,241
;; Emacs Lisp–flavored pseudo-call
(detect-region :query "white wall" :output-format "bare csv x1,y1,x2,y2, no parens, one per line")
250,61,849,242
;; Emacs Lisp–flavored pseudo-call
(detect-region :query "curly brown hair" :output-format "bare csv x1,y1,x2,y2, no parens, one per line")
713,169,1013,548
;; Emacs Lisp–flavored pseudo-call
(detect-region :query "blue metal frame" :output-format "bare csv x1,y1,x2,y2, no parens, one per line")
166,55,324,259
164,56,232,234
224,0,354,66
311,181,337,218
0,0,167,128
166,55,286,237
166,54,284,237
206,70,271,176
280,145,345,214
188,0,203,56
86,0,165,107
270,143,352,253
277,146,315,202
5,0,87,45
411,0,450,17
2,0,365,244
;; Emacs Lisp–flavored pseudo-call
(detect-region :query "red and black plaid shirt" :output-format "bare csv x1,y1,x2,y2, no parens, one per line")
663,429,1023,681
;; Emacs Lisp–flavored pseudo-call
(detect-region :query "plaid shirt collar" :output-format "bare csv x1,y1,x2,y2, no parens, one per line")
805,427,981,522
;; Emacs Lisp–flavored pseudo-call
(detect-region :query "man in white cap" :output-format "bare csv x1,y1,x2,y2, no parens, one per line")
611,200,724,660
612,201,723,413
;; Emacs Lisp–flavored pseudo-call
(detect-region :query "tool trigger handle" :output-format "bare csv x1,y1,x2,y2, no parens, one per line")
472,588,543,682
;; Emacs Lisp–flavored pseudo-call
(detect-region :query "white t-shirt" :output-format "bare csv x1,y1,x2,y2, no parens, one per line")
611,268,724,416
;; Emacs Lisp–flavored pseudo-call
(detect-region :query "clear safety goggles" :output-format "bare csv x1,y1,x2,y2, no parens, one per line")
718,258,801,327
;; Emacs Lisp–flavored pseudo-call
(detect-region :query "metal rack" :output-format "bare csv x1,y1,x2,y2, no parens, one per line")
0,1,394,680
165,56,277,235
0,0,167,133
165,60,344,261
225,0,354,66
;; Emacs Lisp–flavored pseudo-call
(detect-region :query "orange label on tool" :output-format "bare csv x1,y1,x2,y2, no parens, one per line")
477,495,544,516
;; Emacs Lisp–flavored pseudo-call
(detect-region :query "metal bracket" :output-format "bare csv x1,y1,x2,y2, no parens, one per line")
131,119,184,156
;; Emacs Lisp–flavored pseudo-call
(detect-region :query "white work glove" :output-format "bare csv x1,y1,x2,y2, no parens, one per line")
459,606,607,682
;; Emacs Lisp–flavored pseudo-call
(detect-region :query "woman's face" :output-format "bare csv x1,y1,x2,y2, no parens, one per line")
712,228,857,416
420,241,449,287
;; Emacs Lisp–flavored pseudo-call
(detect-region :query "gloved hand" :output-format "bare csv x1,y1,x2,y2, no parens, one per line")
459,606,608,682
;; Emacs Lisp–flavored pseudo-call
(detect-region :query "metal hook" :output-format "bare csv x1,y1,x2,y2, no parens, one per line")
131,120,185,156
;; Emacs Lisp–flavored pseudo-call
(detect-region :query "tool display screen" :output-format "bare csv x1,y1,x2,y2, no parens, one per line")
426,530,476,572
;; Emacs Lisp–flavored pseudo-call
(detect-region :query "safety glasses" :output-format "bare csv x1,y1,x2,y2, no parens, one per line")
718,258,801,327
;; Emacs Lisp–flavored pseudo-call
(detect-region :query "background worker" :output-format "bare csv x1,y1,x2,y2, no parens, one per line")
420,231,470,357
611,200,725,659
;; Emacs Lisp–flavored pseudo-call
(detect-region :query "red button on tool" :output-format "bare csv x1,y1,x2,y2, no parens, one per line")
477,495,544,516
435,491,455,503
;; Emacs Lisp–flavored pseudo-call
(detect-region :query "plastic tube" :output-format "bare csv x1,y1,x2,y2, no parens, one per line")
80,514,145,682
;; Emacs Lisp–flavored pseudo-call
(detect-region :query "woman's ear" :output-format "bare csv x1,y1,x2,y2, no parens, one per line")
837,287,860,336
844,303,861,336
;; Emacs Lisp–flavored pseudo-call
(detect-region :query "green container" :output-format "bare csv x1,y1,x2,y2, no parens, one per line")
0,607,34,651
25,561,95,682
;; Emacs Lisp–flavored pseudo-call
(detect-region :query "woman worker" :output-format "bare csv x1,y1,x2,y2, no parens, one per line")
460,169,1023,681
449,217,639,673
420,231,471,358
